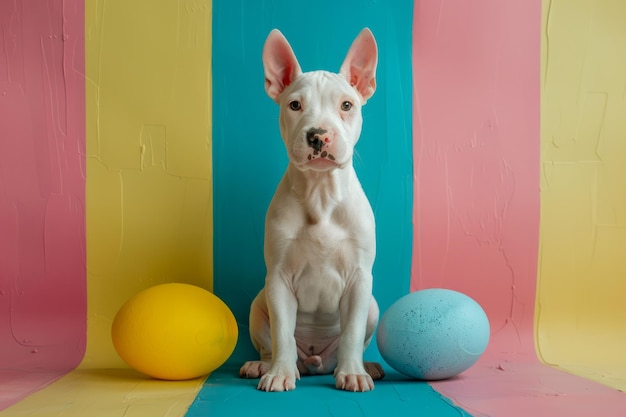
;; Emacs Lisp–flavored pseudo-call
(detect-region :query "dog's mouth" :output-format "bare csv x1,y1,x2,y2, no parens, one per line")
292,151,342,171
305,156,338,171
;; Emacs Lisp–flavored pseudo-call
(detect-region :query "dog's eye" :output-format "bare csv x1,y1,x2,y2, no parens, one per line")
289,100,302,111
341,101,353,111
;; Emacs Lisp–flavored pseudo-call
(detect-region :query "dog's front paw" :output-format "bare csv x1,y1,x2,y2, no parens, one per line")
240,361,271,379
335,371,375,392
257,363,300,392
335,362,380,392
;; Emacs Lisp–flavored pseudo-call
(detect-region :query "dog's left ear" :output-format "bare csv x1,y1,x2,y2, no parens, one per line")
340,28,378,102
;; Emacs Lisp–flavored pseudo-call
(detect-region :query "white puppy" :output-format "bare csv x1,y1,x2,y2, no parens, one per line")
239,28,384,392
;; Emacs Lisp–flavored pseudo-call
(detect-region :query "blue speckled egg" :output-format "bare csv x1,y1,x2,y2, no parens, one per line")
376,289,490,380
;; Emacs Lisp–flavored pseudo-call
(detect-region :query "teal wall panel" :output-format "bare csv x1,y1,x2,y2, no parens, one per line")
212,0,414,362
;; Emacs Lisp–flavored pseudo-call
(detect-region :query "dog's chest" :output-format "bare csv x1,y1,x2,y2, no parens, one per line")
295,213,352,267
266,168,375,315
290,217,354,314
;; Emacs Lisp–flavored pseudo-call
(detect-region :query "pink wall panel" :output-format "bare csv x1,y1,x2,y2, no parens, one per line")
411,0,539,357
411,1,625,416
0,0,86,410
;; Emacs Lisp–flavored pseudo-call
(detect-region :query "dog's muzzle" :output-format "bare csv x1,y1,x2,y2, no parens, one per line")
306,127,329,155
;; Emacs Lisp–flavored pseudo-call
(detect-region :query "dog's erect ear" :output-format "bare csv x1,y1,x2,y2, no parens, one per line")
262,29,302,101
340,28,378,102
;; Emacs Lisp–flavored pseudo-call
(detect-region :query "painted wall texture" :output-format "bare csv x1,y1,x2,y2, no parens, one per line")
0,0,86,407
411,0,540,356
538,0,626,389
84,0,213,368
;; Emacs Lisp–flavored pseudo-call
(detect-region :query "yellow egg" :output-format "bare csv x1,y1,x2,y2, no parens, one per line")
111,283,238,380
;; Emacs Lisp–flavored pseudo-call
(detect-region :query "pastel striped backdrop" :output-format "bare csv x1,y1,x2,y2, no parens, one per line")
0,0,625,416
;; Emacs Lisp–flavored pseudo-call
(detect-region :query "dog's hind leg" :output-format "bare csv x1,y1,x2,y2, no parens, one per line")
240,290,272,379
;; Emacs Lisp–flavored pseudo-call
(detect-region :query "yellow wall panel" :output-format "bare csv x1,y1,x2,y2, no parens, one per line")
539,0,626,390
85,0,212,369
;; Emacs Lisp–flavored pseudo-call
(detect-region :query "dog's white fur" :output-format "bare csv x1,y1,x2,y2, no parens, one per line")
239,28,384,392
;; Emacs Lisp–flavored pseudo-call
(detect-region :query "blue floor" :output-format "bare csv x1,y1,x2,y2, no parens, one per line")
186,366,472,417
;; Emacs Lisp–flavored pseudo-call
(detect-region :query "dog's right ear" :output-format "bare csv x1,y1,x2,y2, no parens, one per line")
262,29,302,101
